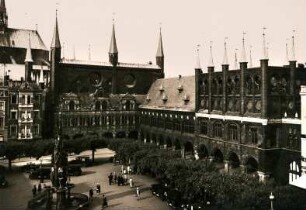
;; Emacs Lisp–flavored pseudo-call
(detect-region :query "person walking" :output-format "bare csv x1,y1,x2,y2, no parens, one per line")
102,194,108,209
108,173,113,185
96,183,101,194
37,183,42,193
89,188,94,202
32,185,37,196
136,187,140,200
129,178,133,188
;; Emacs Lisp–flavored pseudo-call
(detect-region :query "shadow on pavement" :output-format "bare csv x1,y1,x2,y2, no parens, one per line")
107,187,150,201
81,170,97,175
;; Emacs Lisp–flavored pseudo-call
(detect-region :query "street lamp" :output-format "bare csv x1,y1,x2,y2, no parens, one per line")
269,192,274,210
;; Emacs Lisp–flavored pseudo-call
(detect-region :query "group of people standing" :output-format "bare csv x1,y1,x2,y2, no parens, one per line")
88,165,140,208
32,183,43,196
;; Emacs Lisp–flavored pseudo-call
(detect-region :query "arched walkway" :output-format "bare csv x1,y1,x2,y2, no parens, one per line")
116,131,126,138
228,151,240,168
159,135,164,146
245,156,258,173
103,132,113,138
197,144,209,159
128,130,138,139
174,139,181,150
211,148,224,163
166,137,172,149
184,141,194,159
73,133,84,139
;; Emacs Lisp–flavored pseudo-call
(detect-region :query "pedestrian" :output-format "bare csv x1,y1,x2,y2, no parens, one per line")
136,187,140,200
96,183,101,194
114,173,117,183
129,178,133,188
127,165,130,174
89,188,93,201
108,173,113,185
37,183,42,193
102,194,108,209
32,185,37,196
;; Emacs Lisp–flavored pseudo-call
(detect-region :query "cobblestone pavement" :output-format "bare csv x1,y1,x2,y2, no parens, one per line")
0,149,172,210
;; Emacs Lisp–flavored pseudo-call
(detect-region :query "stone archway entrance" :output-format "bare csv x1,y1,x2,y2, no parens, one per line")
183,141,194,159
245,156,258,173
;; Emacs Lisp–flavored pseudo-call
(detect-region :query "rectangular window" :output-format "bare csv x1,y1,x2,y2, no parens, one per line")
11,110,17,120
33,125,39,136
11,95,17,104
229,125,238,141
200,121,208,135
214,123,223,138
250,128,258,144
0,101,4,111
10,125,17,136
0,117,4,129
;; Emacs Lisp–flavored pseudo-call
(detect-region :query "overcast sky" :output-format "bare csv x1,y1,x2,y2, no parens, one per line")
8,0,305,77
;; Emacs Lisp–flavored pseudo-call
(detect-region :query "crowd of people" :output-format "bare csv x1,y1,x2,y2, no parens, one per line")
88,165,140,209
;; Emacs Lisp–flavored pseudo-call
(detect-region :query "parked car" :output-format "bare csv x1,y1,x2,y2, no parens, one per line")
29,167,51,180
22,163,39,173
69,155,92,167
67,164,82,176
167,189,184,209
151,183,168,201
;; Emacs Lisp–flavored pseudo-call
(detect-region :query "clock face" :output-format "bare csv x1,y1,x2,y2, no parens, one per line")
89,72,102,87
124,74,136,88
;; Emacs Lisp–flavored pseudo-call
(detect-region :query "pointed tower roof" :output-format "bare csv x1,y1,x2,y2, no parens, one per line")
285,39,289,62
290,31,296,61
51,11,61,48
240,32,247,63
109,23,118,54
222,37,229,65
195,45,201,69
249,45,253,67
262,27,268,59
156,27,164,57
0,0,6,8
25,33,33,63
234,49,238,69
208,41,214,67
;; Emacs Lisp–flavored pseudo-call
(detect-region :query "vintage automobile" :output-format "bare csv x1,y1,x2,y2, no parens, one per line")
69,155,92,167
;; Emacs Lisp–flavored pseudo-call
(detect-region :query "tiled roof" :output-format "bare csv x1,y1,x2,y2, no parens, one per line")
61,58,161,70
140,75,195,112
0,28,47,50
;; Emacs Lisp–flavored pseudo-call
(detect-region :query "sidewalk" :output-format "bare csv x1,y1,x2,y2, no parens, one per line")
0,148,171,210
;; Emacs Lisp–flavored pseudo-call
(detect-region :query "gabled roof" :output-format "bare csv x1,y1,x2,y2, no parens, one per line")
140,75,195,112
0,28,47,50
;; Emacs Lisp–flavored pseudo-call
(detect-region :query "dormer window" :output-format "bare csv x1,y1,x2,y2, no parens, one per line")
183,94,190,103
146,95,151,102
159,84,164,92
177,84,183,92
162,94,168,102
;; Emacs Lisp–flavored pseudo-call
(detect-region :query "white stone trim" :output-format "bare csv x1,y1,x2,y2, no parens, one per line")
196,113,301,125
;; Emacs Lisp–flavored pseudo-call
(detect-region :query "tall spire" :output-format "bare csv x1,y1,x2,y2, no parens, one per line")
156,25,164,70
51,10,61,48
88,44,91,61
25,33,33,63
222,37,229,65
208,41,214,67
249,45,253,67
290,30,296,61
156,27,164,57
285,39,289,62
262,27,268,59
1,0,6,8
234,49,238,69
109,23,118,54
195,45,201,69
240,32,247,63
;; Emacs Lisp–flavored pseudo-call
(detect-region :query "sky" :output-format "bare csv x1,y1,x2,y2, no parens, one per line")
7,0,305,77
